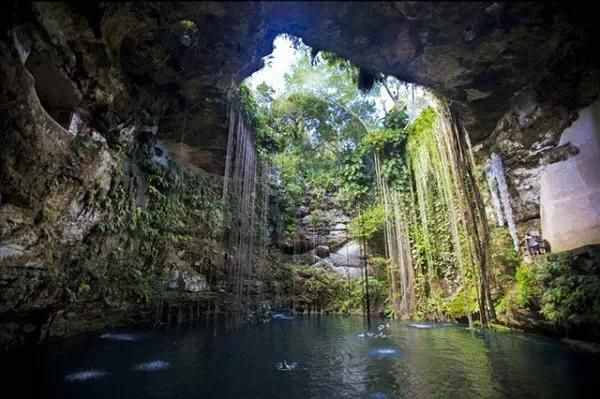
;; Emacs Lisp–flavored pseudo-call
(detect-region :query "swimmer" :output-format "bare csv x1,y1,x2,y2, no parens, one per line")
277,360,297,371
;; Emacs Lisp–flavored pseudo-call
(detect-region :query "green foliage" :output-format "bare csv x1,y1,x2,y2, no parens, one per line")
495,249,600,332
60,149,225,309
489,227,521,289
515,263,540,308
269,260,389,315
245,36,483,322
361,129,405,153
246,49,381,222
370,256,390,280
445,286,479,320
383,104,409,130
349,205,385,240
240,84,260,130
336,149,373,208
406,107,437,144
179,19,197,31
536,252,600,325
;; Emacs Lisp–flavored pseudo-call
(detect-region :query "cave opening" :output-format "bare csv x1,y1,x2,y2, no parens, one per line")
230,33,438,318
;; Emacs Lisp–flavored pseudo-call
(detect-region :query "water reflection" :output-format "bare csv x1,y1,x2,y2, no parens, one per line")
133,360,170,371
64,370,109,382
6,316,600,399
99,333,141,342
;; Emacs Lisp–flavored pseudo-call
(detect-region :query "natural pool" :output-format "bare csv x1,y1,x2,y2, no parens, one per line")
8,316,600,398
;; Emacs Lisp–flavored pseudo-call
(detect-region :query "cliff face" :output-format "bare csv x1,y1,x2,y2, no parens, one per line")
1,2,600,350
540,100,600,252
1,3,229,349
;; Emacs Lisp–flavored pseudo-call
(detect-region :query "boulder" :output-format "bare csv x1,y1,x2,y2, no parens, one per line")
315,245,330,258
312,259,335,271
296,206,310,218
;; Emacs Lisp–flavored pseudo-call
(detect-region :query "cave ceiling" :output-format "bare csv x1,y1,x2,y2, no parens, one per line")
48,1,600,173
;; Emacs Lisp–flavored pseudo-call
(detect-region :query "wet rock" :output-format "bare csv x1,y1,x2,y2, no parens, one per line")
315,245,330,258
0,243,25,260
475,89,579,229
279,233,315,254
180,34,192,47
296,206,310,218
312,259,334,271
540,142,579,165
151,142,170,168
166,269,209,293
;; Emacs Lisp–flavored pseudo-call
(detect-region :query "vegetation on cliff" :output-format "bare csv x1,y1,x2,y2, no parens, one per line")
243,34,600,332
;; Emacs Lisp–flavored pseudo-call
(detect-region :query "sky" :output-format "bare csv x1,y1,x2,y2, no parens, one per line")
245,34,432,122
246,35,300,95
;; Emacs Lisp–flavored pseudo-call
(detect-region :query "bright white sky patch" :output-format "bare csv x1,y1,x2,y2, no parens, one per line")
246,36,300,95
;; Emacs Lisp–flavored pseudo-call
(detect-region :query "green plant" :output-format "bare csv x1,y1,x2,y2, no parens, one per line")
515,262,540,308
536,252,600,325
349,205,385,240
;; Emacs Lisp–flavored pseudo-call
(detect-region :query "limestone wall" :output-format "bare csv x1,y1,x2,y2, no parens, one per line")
540,100,600,252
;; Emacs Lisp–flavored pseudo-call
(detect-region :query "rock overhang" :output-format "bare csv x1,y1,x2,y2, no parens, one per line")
23,1,600,174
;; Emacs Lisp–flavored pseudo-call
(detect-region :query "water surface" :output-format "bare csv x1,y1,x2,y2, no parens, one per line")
9,316,600,398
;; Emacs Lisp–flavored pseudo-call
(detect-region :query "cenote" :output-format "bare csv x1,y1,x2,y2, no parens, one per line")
8,317,600,399
3,3,600,398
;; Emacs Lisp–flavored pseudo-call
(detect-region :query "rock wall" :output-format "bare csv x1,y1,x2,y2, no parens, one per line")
541,100,600,252
0,8,231,349
477,92,600,253
278,191,351,257
474,88,583,241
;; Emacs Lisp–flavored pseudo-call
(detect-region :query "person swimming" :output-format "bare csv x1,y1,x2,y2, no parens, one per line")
277,360,297,371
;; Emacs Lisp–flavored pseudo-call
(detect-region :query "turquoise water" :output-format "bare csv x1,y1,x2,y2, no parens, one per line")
9,316,600,398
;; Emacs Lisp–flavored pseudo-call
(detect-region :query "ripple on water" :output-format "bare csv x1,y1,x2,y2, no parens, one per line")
358,331,388,339
408,323,433,329
275,361,298,371
272,313,295,320
36,316,599,399
100,333,140,342
133,360,171,371
368,348,401,359
65,370,109,382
